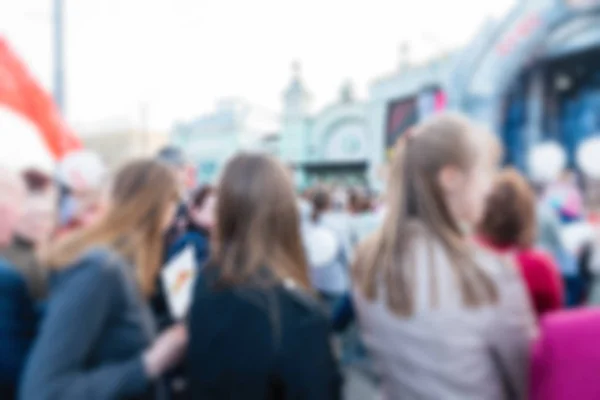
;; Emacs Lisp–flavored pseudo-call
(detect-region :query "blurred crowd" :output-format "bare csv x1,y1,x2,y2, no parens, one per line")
1,112,600,400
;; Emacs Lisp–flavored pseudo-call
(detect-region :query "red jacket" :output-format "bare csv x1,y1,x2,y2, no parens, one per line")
514,249,564,317
477,238,564,318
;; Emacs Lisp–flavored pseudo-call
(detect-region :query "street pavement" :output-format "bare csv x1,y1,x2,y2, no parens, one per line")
344,367,380,400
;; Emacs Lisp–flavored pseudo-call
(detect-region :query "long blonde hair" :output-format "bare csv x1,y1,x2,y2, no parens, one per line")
354,113,499,316
209,153,310,290
45,159,180,296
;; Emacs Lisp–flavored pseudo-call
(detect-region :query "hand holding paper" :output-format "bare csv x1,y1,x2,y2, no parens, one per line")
161,246,197,320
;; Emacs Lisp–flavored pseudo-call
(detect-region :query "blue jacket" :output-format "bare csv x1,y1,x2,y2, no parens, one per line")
167,229,210,269
0,258,37,398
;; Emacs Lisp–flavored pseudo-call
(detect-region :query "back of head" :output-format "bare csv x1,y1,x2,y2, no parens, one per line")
190,185,214,210
156,146,192,193
349,188,371,214
156,146,187,168
478,168,536,249
189,184,215,230
354,113,499,315
47,159,180,296
311,188,331,222
211,153,309,289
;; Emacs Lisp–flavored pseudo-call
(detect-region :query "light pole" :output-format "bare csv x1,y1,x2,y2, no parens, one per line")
53,0,65,114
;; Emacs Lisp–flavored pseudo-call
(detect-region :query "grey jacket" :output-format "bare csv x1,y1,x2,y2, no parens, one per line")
353,241,536,400
20,248,162,400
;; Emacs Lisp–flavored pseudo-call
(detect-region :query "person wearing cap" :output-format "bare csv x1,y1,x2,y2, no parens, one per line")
156,146,194,195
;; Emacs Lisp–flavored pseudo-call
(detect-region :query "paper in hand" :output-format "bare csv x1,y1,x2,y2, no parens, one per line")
161,246,197,320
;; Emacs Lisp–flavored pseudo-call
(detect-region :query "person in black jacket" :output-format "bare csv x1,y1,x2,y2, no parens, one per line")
188,153,341,400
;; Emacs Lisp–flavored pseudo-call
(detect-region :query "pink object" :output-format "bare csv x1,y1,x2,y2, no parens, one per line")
562,190,583,218
530,308,600,400
434,90,447,111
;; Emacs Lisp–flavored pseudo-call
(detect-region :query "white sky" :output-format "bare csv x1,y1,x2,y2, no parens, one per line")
0,0,515,136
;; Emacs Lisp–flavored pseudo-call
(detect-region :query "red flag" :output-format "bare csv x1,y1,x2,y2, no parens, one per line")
0,37,82,159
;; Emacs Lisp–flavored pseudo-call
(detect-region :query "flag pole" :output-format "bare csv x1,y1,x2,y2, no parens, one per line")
53,0,65,114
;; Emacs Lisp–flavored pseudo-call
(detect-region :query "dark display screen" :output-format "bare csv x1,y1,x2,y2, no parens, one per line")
386,97,418,152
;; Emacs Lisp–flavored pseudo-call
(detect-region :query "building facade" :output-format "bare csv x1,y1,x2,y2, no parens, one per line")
449,0,600,172
167,58,458,190
172,65,388,190
279,66,372,189
171,99,279,184
172,0,600,188
81,127,169,171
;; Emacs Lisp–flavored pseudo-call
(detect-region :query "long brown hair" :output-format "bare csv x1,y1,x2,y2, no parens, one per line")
210,153,310,289
45,159,180,296
354,113,499,316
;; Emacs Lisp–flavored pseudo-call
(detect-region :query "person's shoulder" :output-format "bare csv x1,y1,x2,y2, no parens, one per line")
0,256,17,273
278,282,329,329
180,231,209,247
53,247,128,290
472,243,521,283
0,257,26,287
517,248,558,272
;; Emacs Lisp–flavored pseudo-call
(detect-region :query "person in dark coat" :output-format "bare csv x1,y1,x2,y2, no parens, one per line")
188,154,341,400
0,259,37,399
0,167,37,399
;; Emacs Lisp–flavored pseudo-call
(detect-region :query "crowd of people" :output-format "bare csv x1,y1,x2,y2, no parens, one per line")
0,112,599,399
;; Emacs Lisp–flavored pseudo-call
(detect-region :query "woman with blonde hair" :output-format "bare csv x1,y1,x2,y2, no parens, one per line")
352,113,536,399
20,159,188,400
188,153,340,399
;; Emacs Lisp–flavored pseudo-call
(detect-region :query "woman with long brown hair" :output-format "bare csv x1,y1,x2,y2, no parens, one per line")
20,159,188,400
188,153,340,399
352,114,536,399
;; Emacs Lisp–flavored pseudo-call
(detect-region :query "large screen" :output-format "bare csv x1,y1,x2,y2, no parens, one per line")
386,97,418,157
385,89,447,159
